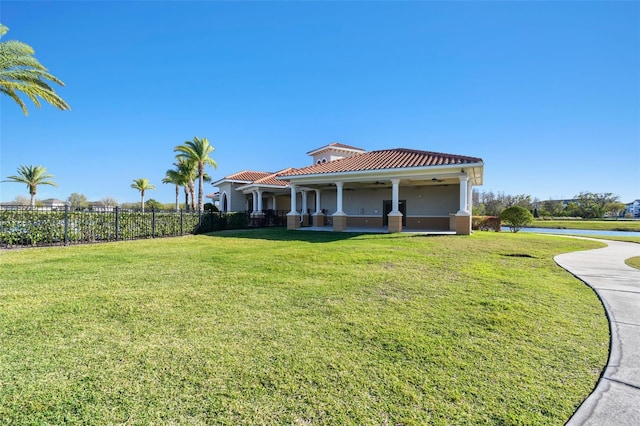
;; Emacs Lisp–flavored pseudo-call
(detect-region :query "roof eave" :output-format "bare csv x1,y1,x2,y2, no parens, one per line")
236,183,290,192
277,162,484,184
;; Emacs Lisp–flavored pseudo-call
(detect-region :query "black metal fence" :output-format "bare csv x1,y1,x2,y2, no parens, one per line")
0,206,253,249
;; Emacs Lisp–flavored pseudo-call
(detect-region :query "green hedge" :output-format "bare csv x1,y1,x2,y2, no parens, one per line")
0,209,255,248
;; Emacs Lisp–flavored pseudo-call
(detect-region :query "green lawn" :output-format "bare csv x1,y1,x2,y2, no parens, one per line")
625,256,640,270
532,219,640,232
0,229,609,425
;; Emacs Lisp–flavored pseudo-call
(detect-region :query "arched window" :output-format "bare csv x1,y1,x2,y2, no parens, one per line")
221,192,228,212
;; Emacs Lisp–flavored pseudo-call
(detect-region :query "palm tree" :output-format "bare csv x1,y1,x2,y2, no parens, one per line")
162,169,184,212
174,137,217,213
3,164,58,207
174,157,197,212
130,178,155,213
0,24,70,115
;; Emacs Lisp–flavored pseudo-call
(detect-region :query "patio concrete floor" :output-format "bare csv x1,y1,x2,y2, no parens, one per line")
296,226,456,235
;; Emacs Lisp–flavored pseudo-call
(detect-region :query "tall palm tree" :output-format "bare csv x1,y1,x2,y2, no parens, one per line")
3,164,58,207
174,157,197,212
0,24,70,115
174,137,217,213
130,178,155,213
166,159,212,212
162,169,184,212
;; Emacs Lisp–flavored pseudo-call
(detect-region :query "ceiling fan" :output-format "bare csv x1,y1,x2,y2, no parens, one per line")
431,178,444,183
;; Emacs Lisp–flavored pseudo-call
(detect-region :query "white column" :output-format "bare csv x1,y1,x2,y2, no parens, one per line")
288,184,297,214
257,189,263,212
301,190,307,215
272,195,277,211
336,182,344,214
458,175,470,215
391,179,400,213
315,190,322,214
251,191,258,213
467,182,473,213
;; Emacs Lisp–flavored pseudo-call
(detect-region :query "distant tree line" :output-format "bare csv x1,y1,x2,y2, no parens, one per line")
473,190,628,219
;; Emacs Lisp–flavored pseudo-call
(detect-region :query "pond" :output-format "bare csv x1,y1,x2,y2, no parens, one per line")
501,227,640,237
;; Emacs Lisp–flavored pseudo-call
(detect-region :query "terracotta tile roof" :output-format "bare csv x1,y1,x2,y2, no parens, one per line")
306,142,366,155
225,170,272,182
251,168,294,187
280,148,483,177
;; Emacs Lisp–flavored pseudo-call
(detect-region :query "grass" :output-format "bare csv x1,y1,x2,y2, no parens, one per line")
532,219,640,232
625,256,640,270
577,235,640,244
0,229,609,425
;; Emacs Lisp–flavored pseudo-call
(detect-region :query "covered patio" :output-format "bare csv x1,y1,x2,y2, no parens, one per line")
277,148,484,235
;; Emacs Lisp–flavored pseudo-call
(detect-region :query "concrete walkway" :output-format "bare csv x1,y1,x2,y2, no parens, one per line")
554,238,640,425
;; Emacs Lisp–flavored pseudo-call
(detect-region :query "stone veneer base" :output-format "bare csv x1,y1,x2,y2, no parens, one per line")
287,213,301,230
332,214,347,232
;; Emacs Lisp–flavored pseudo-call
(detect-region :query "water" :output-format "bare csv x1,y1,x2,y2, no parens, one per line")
501,226,640,237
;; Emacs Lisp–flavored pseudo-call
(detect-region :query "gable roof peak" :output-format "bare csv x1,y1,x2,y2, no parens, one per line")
306,142,366,156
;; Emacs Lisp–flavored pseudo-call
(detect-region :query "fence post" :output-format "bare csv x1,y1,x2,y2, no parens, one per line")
64,204,69,246
115,206,120,241
152,208,156,238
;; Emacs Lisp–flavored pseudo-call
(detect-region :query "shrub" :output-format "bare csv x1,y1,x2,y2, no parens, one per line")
472,216,501,232
500,206,534,233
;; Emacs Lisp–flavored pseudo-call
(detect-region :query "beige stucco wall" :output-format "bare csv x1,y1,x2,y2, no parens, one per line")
218,182,249,212
322,185,459,217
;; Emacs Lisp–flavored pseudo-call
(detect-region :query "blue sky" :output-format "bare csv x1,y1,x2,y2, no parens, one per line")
1,1,638,204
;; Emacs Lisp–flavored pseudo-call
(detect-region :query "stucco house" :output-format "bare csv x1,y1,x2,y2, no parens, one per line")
212,143,484,235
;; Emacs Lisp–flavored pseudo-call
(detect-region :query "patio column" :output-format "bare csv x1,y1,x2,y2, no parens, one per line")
272,195,277,211
288,184,297,214
457,175,469,215
251,191,258,215
467,182,473,213
257,189,263,213
312,189,324,227
391,179,400,213
301,190,309,226
388,179,402,233
455,175,471,235
301,190,308,214
287,184,300,230
333,182,347,231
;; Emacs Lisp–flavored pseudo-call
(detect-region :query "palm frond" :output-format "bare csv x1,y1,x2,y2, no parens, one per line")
0,23,70,115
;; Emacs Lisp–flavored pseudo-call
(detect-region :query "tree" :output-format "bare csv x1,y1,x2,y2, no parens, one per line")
163,168,186,212
500,206,534,233
0,24,70,115
174,137,217,213
144,198,163,211
604,201,627,218
66,192,88,210
12,195,30,206
542,200,565,217
130,178,155,213
573,192,619,219
173,157,197,212
100,196,117,209
3,164,57,207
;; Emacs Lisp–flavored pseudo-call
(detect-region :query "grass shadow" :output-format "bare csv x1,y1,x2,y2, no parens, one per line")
201,227,373,243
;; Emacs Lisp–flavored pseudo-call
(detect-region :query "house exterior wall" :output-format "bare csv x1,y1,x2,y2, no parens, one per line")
299,185,459,230
308,185,458,217
626,200,640,218
218,182,249,212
